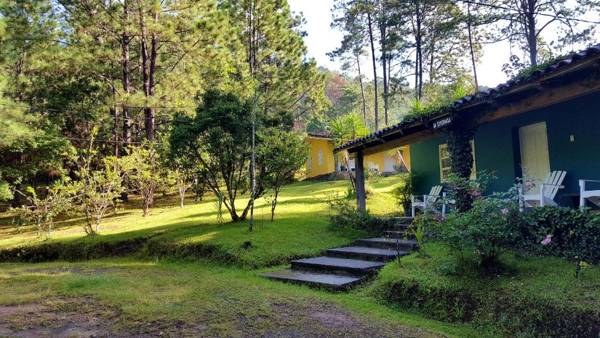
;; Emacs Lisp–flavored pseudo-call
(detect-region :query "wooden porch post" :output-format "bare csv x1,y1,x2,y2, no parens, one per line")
355,150,366,212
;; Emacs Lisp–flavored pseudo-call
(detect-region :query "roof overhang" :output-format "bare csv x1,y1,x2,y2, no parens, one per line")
335,44,600,155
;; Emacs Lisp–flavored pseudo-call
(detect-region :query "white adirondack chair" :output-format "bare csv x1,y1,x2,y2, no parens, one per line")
411,185,443,217
579,179,600,209
520,171,567,208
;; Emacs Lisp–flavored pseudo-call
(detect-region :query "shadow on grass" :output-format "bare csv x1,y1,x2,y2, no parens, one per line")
0,207,363,269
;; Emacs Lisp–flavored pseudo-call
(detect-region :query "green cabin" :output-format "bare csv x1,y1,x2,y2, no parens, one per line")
336,44,600,209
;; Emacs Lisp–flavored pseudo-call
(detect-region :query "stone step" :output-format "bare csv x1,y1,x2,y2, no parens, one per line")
325,246,408,262
390,216,414,225
262,269,363,291
355,237,419,251
290,256,385,276
386,223,410,231
384,230,415,240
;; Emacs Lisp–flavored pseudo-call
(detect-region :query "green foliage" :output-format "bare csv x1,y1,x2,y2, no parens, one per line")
68,155,124,235
328,113,369,146
121,144,162,217
446,123,476,212
0,74,73,201
517,207,600,269
170,90,256,222
257,129,307,221
392,173,418,216
328,194,390,233
224,0,327,122
373,242,600,336
13,182,71,238
439,196,521,269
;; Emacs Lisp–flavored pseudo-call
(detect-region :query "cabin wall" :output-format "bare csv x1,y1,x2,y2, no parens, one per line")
409,92,600,206
306,138,335,178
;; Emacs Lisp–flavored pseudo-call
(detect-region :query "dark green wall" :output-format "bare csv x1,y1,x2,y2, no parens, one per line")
409,92,600,206
410,136,446,195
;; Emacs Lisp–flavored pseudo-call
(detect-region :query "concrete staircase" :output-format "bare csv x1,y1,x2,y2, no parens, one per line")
263,217,417,291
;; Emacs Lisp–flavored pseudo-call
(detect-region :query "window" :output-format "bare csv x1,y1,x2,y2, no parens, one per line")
317,150,324,166
439,141,476,182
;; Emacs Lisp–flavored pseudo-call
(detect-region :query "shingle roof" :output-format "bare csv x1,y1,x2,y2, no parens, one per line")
335,43,600,152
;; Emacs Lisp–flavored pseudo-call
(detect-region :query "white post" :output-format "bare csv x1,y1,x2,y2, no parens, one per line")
579,180,586,210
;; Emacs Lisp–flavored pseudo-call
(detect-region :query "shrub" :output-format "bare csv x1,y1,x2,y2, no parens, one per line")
438,196,521,269
518,207,600,267
328,196,389,233
392,172,418,216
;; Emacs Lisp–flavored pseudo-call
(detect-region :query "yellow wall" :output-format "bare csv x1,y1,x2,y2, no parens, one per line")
365,152,386,171
336,145,412,173
305,137,336,178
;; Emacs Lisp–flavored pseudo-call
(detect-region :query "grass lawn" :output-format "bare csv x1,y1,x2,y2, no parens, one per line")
370,242,600,336
0,258,481,337
0,176,401,266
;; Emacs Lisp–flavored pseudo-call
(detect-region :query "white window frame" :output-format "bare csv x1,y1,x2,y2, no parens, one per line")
439,141,476,182
317,149,324,166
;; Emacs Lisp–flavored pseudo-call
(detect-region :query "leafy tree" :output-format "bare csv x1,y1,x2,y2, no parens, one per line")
495,0,600,67
224,0,326,125
332,0,381,127
257,129,307,221
0,71,73,202
68,150,124,235
63,129,124,235
121,144,161,217
13,183,71,238
170,90,261,222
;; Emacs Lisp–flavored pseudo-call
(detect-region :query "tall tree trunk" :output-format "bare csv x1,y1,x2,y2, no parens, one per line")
379,10,389,126
111,95,119,157
466,2,479,90
523,0,537,66
146,9,158,141
414,0,423,100
121,0,131,147
138,5,156,141
356,53,367,122
429,36,435,83
367,12,379,130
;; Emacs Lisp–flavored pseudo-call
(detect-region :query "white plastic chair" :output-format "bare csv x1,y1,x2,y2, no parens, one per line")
579,179,600,209
520,171,566,208
411,185,443,217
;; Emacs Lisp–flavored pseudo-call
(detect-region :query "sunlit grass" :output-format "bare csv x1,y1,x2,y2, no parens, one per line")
0,176,405,266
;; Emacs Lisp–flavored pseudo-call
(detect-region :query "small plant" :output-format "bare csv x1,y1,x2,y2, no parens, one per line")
439,196,520,271
69,156,124,235
122,144,161,217
328,196,389,233
13,183,70,239
392,172,418,216
409,214,433,257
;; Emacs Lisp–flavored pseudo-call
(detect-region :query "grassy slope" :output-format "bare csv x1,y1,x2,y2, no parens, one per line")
0,258,480,337
0,177,401,266
370,242,600,335
374,243,600,312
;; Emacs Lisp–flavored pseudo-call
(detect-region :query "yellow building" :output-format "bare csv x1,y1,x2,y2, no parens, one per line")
335,146,411,174
304,133,411,179
305,133,336,178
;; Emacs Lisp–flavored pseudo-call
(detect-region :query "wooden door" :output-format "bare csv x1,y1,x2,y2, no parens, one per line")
519,122,551,187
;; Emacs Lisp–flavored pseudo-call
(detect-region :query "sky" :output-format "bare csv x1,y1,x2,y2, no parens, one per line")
287,0,598,88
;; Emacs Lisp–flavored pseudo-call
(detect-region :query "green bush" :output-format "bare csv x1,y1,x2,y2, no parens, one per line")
392,172,418,216
328,197,390,234
518,207,600,265
437,197,521,269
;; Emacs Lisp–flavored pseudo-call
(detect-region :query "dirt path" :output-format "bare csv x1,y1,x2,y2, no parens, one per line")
0,297,442,338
